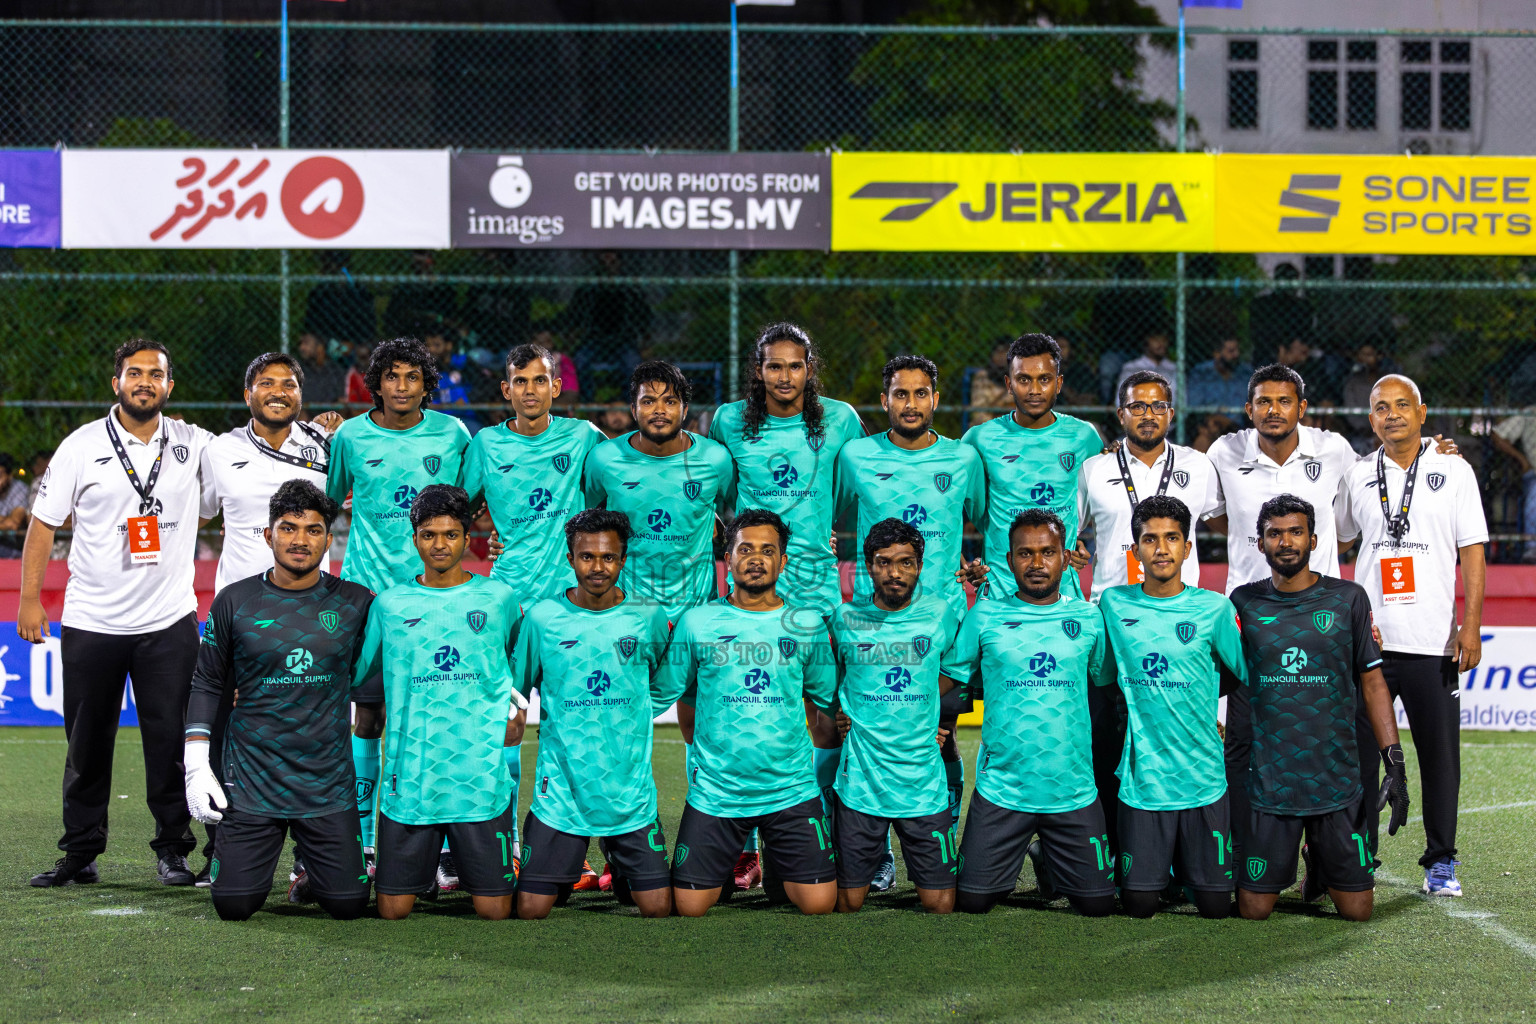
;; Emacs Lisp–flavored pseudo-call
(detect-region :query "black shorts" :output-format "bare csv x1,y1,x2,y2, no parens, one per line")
833,793,956,890
672,797,836,889
211,806,368,901
1118,793,1233,893
1242,799,1375,894
957,791,1115,898
517,811,672,897
375,802,518,898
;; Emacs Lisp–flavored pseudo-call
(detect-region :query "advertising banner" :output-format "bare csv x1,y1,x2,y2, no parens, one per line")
450,152,830,249
61,149,449,249
831,152,1216,252
1215,154,1536,255
0,150,62,248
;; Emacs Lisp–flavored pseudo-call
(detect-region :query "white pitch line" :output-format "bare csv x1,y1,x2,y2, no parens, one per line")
1378,868,1536,962
1406,799,1536,825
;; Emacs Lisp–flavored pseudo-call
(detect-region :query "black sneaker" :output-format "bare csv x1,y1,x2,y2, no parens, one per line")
287,869,315,905
30,853,99,888
157,853,196,886
1027,840,1059,901
194,861,213,888
1299,843,1325,904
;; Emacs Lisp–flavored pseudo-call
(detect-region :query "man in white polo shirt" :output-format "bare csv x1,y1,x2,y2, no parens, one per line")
194,351,341,885
1075,369,1222,851
18,339,214,888
1337,373,1486,897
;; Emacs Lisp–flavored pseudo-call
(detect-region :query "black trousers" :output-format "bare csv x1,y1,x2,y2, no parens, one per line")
1087,682,1127,857
1358,652,1461,868
1223,688,1252,864
58,613,199,858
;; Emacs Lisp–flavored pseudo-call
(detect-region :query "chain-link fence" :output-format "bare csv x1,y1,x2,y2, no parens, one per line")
3,19,1536,559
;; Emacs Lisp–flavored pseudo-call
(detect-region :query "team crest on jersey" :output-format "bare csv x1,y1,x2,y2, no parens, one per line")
1058,452,1077,472
466,610,487,635
1427,472,1445,492
1175,621,1197,645
1061,619,1081,640
1313,610,1335,634
301,446,319,463
807,434,826,453
912,635,932,658
683,479,702,501
318,610,340,635
933,472,952,494
778,636,798,660
1172,470,1189,488
172,444,189,464
618,635,639,661
1304,460,1322,482
423,455,442,477
1246,857,1267,882
552,453,572,475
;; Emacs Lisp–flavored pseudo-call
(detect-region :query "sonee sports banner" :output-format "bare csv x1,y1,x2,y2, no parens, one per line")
831,152,1216,252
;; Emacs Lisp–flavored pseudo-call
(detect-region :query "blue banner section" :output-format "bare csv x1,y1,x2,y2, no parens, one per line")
0,151,62,248
0,625,140,727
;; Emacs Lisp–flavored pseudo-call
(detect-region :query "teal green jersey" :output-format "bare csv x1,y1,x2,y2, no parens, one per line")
938,593,1112,814
582,431,735,622
353,574,521,825
1099,584,1246,812
962,412,1102,599
653,599,836,818
513,594,672,837
833,431,986,619
327,410,472,595
830,593,958,819
709,398,864,616
463,416,606,607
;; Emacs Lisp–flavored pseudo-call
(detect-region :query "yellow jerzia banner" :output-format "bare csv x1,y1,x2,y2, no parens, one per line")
1216,154,1536,255
831,152,1216,252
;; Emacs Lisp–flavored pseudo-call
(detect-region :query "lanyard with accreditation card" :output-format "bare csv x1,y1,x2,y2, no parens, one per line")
105,412,167,565
1116,443,1176,585
245,422,329,474
1377,440,1427,606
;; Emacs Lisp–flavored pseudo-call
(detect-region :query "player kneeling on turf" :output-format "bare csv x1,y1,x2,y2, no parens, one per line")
1231,495,1409,922
828,518,960,913
184,480,376,922
354,485,525,921
513,509,675,919
940,509,1118,917
1101,495,1247,920
655,509,839,916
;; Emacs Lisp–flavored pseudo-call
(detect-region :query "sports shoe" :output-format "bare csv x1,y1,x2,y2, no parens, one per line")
29,853,99,888
194,861,213,888
599,862,614,892
287,869,315,905
573,860,601,892
868,850,897,893
1423,860,1463,897
289,848,305,884
1298,843,1325,903
436,851,460,893
732,851,762,891
363,847,376,880
1027,840,1058,901
158,853,196,886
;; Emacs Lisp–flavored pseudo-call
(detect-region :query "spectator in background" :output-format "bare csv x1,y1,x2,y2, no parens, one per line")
424,326,481,433
1277,336,1344,407
384,250,460,339
1116,327,1178,403
462,249,531,355
0,453,29,556
1186,337,1252,413
1055,336,1100,406
1491,410,1536,562
1092,255,1162,403
966,337,1012,424
594,397,635,439
302,250,375,352
1341,340,1402,452
343,339,374,406
296,333,346,405
1190,412,1240,454
1250,262,1314,386
531,327,581,409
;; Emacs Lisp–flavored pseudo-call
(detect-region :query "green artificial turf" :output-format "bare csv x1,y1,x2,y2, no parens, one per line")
2,726,1534,1023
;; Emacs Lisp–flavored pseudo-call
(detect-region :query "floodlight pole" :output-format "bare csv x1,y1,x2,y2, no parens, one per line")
279,0,292,354
1174,0,1187,441
727,1,741,402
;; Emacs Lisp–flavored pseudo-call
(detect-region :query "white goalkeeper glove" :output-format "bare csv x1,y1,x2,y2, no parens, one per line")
184,739,228,825
508,687,529,716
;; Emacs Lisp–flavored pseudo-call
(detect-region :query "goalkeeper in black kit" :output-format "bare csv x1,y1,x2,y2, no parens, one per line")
1229,495,1410,922
183,480,378,921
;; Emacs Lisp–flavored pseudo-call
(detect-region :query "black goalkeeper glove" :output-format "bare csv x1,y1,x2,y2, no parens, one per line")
1378,743,1410,836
